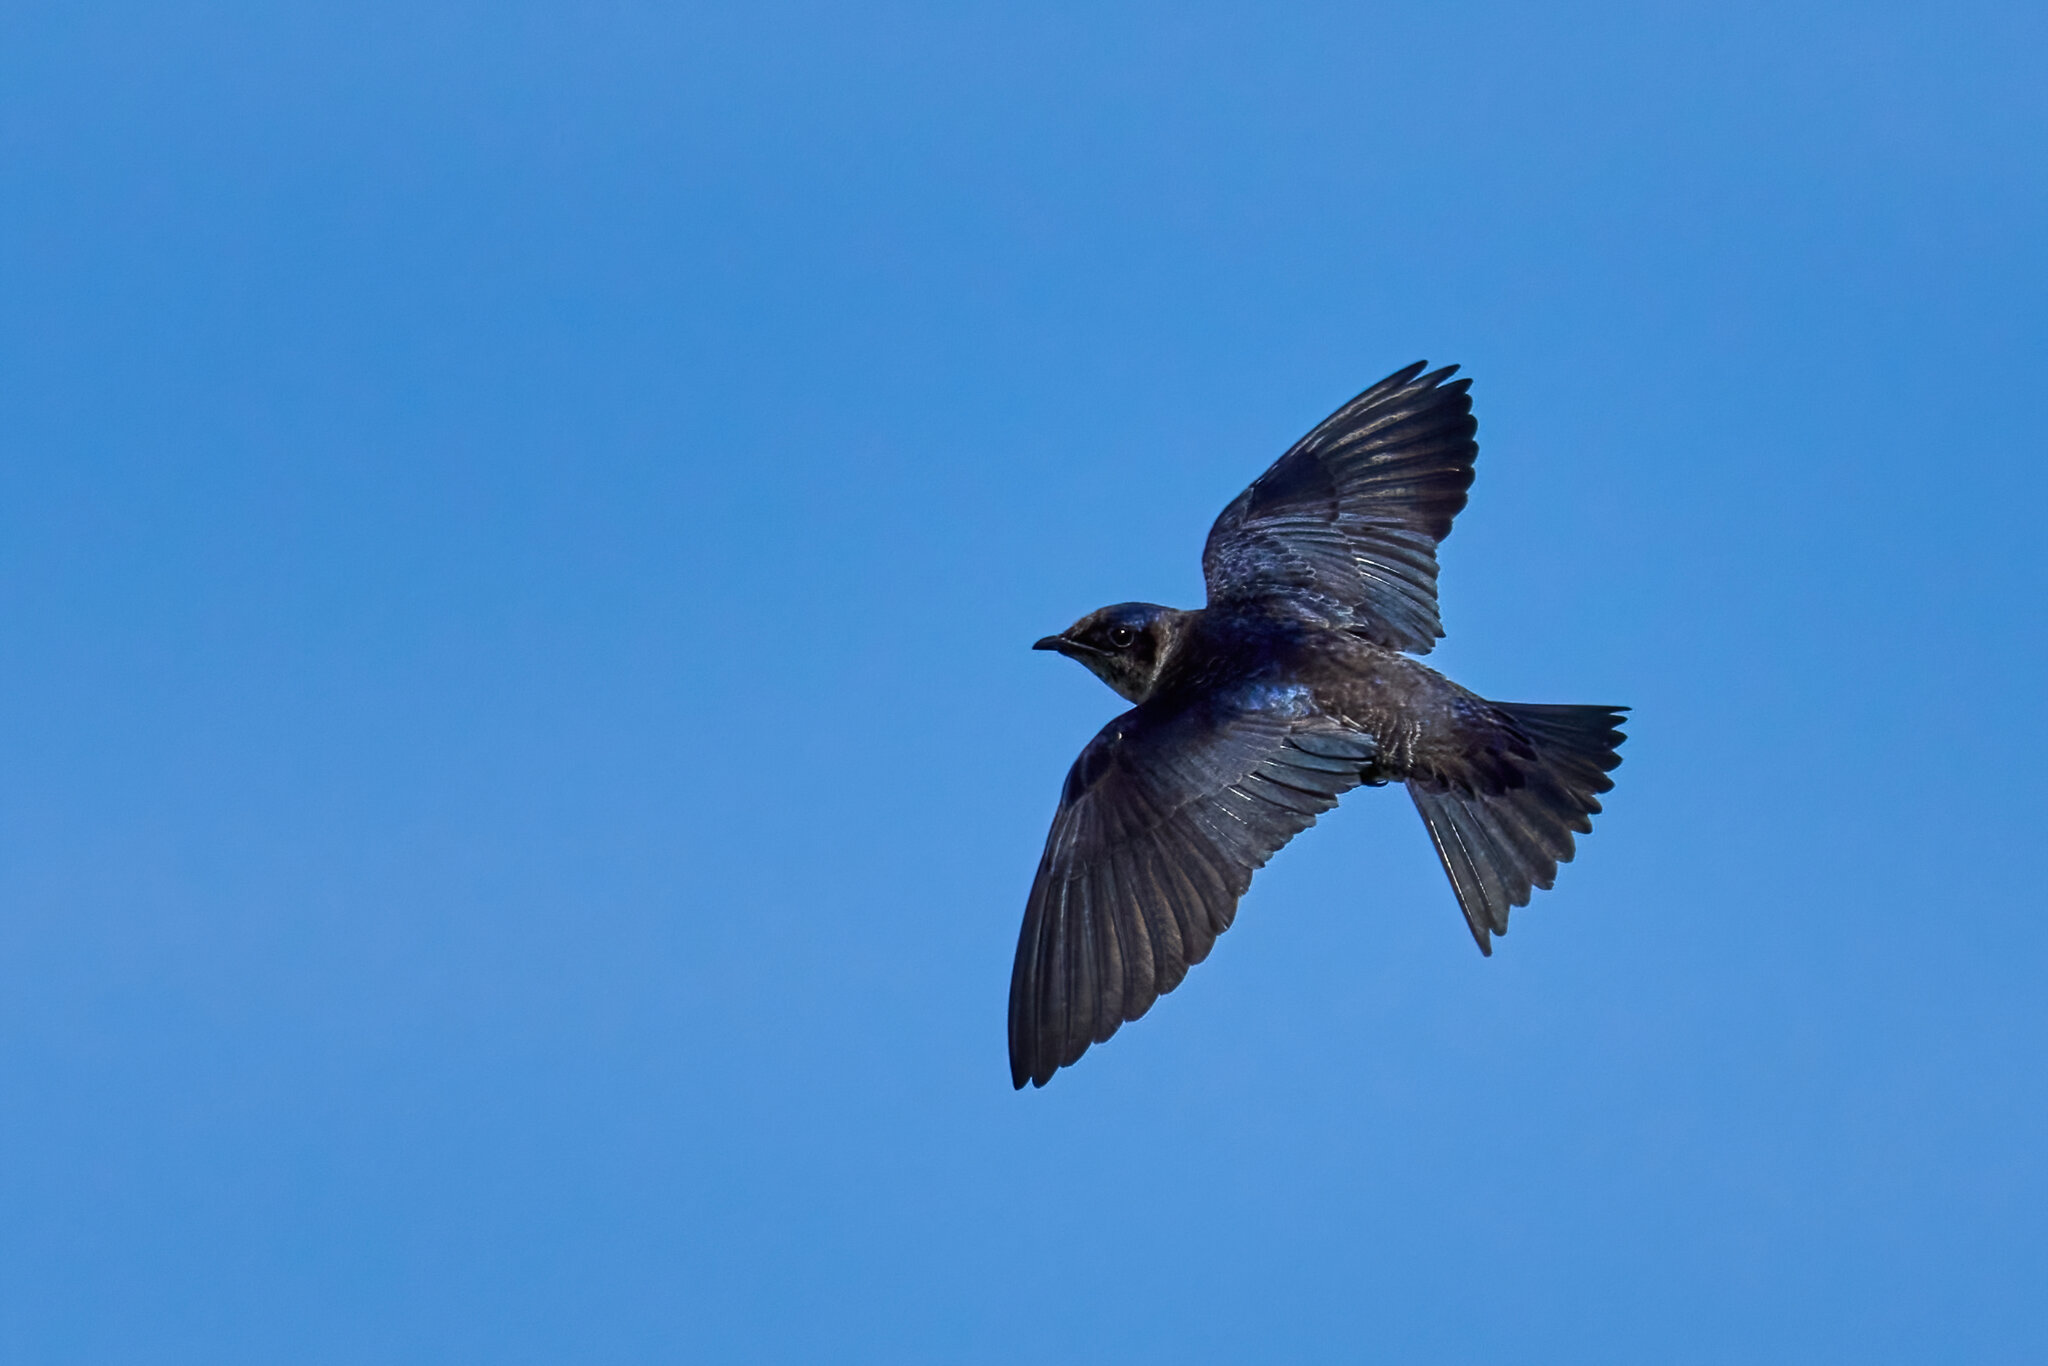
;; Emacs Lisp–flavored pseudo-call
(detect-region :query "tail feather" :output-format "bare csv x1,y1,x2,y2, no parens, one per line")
1410,702,1626,954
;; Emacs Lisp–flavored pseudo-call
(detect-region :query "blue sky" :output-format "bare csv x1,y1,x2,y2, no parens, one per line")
3,2,2044,1361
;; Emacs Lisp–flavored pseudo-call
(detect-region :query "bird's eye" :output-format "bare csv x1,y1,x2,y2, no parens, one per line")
1108,625,1136,648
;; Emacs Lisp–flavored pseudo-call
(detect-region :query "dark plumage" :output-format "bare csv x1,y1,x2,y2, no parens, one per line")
1013,362,1626,1089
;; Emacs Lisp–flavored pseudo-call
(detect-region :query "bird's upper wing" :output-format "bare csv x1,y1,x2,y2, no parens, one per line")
1009,680,1378,1088
1202,362,1478,653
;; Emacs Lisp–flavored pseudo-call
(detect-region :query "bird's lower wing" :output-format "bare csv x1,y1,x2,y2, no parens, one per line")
1009,685,1377,1088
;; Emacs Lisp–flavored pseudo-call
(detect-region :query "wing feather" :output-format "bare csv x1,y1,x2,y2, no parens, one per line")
1009,691,1379,1088
1202,362,1479,652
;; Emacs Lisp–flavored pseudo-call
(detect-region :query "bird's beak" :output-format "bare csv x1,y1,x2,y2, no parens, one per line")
1034,634,1096,657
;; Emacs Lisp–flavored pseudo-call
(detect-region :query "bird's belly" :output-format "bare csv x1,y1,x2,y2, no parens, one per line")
1306,647,1469,779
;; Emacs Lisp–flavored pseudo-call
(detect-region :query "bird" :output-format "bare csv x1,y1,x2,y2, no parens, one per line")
1012,361,1626,1089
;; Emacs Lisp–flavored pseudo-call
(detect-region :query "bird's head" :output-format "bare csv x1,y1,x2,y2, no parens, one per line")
1033,602,1189,703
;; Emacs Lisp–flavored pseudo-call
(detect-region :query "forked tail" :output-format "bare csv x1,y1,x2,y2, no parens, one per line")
1408,703,1627,953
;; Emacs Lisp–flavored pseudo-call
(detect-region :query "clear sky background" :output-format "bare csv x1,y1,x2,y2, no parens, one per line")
3,3,2044,1362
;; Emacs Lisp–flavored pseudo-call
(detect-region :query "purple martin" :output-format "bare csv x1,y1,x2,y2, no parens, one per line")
1015,362,1626,1088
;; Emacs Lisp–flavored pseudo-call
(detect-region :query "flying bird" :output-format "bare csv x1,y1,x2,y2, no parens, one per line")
1014,361,1626,1089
